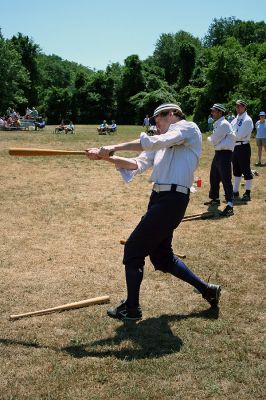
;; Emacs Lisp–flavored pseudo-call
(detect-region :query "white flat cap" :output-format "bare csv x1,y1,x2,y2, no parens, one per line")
210,103,226,112
153,103,182,117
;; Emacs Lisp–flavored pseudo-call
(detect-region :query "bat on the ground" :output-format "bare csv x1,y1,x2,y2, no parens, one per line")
182,212,215,221
9,295,110,320
8,148,115,157
119,240,186,259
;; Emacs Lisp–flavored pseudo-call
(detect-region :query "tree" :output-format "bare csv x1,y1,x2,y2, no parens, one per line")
0,37,29,113
117,55,145,123
43,87,72,123
11,33,40,107
129,87,178,123
153,31,200,85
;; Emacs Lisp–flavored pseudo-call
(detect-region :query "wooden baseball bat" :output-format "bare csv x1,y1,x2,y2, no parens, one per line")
9,295,110,320
119,240,186,259
9,148,86,156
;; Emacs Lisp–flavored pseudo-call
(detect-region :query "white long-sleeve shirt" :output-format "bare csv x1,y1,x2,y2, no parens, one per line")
118,120,202,189
207,116,236,151
231,111,254,141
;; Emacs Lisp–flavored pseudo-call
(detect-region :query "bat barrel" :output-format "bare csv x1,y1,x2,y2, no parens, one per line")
9,295,110,320
9,148,86,156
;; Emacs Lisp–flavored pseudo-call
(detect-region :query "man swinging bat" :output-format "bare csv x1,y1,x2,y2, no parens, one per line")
86,103,221,321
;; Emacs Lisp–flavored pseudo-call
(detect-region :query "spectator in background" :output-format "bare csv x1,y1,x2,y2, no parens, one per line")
25,107,32,119
55,121,66,133
108,120,117,133
143,115,150,132
34,117,46,131
207,114,214,131
227,111,235,124
30,107,38,119
97,120,108,134
64,121,75,134
255,111,266,166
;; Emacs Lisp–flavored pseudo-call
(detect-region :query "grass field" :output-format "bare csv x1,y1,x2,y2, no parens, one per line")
0,125,265,400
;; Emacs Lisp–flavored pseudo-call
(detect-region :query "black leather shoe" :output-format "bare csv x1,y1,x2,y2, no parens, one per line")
241,191,251,201
107,300,142,321
202,284,221,308
219,205,234,217
233,191,239,199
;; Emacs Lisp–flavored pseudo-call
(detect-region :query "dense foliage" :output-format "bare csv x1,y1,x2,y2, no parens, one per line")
1,17,266,128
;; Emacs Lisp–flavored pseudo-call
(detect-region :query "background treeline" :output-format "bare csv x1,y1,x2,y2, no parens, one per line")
1,17,266,130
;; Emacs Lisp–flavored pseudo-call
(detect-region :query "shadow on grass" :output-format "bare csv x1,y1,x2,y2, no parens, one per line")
63,307,219,360
1,308,219,361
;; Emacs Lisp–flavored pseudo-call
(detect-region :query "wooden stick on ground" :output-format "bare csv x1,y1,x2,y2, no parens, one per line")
9,295,110,320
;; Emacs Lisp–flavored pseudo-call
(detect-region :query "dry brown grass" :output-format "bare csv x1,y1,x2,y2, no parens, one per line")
0,125,265,399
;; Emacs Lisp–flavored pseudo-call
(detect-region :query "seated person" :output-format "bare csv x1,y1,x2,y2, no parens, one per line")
25,107,32,119
64,121,75,134
30,107,38,120
34,118,46,131
0,116,5,128
108,120,117,133
55,121,66,133
10,116,21,129
97,120,108,134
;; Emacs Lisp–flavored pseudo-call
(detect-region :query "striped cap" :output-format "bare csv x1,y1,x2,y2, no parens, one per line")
153,103,182,117
210,103,226,112
236,99,247,107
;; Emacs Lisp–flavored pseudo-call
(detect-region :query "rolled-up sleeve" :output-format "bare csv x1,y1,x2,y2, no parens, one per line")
116,151,155,182
140,130,185,151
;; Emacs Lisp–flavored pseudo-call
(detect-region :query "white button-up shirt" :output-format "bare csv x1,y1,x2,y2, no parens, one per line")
207,116,236,151
231,111,254,141
118,120,202,189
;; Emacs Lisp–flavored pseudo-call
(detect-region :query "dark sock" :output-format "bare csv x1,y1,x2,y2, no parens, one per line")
125,265,143,308
166,256,207,294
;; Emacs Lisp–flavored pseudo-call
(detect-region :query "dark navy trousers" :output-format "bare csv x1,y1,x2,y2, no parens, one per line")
123,190,207,307
232,143,253,180
209,150,233,203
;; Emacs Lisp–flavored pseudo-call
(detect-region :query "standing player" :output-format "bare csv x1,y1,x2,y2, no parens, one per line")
255,111,266,166
231,100,254,201
86,103,221,321
204,103,236,216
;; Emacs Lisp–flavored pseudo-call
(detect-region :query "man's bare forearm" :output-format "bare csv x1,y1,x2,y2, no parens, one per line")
97,139,142,158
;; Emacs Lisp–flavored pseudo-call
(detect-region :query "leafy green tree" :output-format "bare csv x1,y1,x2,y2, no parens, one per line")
153,31,200,85
129,87,178,123
43,87,72,123
203,17,266,47
117,55,145,123
0,37,29,113
10,33,40,107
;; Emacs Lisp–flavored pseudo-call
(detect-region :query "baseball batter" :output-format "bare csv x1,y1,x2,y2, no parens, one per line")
86,103,221,321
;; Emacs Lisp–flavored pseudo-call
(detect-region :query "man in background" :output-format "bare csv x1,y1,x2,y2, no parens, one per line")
231,100,254,201
204,103,236,217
